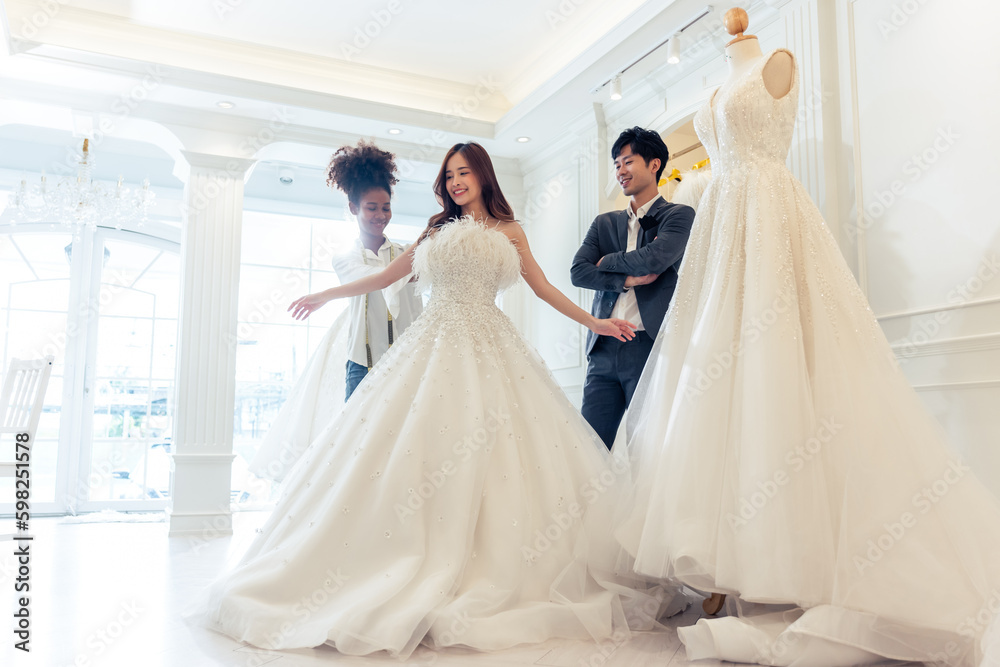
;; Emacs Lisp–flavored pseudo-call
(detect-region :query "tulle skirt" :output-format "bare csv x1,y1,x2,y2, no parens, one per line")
618,161,1000,666
189,297,674,658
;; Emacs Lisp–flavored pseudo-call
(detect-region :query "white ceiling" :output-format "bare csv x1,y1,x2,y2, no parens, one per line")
56,0,651,101
0,0,739,195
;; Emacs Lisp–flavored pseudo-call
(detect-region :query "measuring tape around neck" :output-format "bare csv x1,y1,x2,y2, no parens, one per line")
362,241,395,370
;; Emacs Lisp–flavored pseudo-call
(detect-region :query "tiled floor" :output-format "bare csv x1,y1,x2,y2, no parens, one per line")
0,513,908,667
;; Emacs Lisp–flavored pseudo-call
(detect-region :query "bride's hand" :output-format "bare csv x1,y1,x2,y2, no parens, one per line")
591,318,637,341
288,292,329,321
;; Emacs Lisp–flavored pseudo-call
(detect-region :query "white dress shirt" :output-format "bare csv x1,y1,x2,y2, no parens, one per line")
331,237,423,368
609,194,662,331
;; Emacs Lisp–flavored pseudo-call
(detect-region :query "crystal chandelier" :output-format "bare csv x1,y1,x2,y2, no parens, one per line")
7,139,155,234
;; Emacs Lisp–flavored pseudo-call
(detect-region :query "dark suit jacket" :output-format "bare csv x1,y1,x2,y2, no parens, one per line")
571,197,695,355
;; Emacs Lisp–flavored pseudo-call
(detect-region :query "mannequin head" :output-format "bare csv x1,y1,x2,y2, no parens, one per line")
725,8,750,36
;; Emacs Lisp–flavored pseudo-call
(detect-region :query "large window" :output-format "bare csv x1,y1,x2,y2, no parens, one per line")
0,229,73,507
0,200,181,515
1,197,419,514
86,236,180,505
232,210,417,507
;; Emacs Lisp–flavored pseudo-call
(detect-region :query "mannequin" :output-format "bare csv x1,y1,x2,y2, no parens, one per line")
719,8,793,99
697,7,794,621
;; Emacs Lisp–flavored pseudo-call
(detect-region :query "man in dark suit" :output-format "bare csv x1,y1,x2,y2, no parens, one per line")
571,127,695,449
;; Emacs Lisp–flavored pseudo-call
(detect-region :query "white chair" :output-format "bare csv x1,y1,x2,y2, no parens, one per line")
0,356,54,541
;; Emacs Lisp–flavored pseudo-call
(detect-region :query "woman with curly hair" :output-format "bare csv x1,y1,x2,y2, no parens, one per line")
329,139,423,399
247,140,422,483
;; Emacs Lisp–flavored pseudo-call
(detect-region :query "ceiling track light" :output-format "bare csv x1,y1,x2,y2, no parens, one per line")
591,5,712,96
610,75,623,101
667,34,682,64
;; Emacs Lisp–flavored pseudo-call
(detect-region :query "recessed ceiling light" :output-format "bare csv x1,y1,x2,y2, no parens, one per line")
217,101,235,109
388,128,402,135
516,136,531,143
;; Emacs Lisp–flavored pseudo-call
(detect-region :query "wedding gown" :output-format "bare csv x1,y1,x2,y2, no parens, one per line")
190,218,668,658
618,48,1000,666
669,167,713,212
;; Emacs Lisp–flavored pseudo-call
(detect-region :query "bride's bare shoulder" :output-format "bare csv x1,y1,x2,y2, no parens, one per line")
494,219,526,245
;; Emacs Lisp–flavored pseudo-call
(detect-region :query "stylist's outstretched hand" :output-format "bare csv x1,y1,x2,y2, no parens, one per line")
288,292,329,320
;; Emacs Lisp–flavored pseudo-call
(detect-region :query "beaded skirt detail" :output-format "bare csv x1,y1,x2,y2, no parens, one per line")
188,218,665,659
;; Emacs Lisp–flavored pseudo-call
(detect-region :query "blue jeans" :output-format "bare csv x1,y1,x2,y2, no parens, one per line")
581,331,655,449
345,360,368,401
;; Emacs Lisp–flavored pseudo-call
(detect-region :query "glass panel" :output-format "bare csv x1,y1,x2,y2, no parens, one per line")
241,211,315,268
12,234,75,280
136,251,181,319
5,309,69,364
310,219,359,271
27,439,58,505
93,315,155,378
0,439,58,507
0,231,73,507
85,235,179,504
86,438,170,501
233,212,359,508
94,285,156,319
150,319,177,380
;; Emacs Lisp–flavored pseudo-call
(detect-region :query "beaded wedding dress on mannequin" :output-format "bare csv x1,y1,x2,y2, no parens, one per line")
189,219,672,658
619,49,1000,666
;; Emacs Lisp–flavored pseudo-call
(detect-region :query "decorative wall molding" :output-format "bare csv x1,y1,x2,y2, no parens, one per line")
784,0,823,202
911,380,1000,393
877,295,1000,322
165,508,233,537
890,332,1000,359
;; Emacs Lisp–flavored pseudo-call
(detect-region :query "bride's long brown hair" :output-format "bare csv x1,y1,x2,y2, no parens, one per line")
421,143,515,240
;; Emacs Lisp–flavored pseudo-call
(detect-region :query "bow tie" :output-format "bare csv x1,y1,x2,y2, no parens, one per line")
637,215,659,232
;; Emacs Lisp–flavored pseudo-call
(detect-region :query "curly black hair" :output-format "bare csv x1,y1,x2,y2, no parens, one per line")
326,139,399,205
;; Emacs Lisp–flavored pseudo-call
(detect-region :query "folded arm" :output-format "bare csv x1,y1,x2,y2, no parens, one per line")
570,219,628,294
597,206,695,276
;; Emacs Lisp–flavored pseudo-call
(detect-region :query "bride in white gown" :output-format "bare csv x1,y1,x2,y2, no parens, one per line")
618,26,1000,667
188,142,674,659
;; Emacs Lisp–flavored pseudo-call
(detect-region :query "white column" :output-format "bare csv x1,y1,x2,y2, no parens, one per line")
168,152,254,537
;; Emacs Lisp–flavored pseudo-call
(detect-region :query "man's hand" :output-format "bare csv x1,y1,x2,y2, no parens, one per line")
597,256,604,268
624,273,659,288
